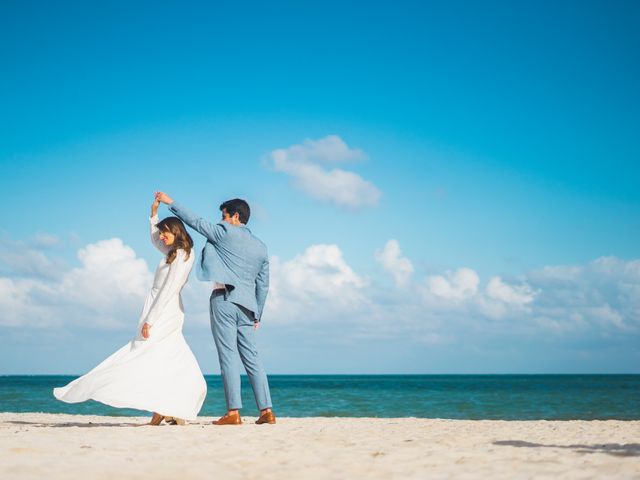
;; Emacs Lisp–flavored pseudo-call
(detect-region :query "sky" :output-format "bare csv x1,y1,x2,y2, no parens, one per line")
1,0,639,374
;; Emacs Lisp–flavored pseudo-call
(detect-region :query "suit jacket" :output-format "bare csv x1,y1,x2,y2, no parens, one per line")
168,201,269,322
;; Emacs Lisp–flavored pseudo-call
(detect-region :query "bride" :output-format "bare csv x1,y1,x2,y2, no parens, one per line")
53,196,207,425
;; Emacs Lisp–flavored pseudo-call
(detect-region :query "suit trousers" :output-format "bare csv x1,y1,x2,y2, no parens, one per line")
209,290,272,411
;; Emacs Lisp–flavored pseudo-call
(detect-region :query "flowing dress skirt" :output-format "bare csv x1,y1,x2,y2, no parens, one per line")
54,254,207,420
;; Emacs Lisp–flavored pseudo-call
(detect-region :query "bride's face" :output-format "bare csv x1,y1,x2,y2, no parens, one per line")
159,230,175,246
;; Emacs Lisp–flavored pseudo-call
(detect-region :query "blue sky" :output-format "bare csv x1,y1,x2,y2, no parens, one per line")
1,0,639,374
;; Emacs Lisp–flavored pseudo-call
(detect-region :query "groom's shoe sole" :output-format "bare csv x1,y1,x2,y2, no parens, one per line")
212,414,242,425
255,411,276,425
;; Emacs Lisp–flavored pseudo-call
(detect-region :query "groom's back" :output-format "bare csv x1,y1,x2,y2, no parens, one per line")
215,223,267,283
167,199,269,320
199,221,268,320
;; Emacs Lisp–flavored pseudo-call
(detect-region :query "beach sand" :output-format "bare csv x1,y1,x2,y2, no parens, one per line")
1,413,638,479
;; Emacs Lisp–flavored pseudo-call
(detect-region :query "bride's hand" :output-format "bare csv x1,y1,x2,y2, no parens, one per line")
151,197,160,217
141,322,151,339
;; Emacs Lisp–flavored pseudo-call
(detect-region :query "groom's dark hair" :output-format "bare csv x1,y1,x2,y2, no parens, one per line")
220,199,251,224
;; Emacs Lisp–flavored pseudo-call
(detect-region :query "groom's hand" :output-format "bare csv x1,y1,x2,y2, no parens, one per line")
141,322,151,339
254,321,260,331
154,191,174,204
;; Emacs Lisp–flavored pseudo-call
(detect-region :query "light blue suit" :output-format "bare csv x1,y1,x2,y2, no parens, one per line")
168,201,272,411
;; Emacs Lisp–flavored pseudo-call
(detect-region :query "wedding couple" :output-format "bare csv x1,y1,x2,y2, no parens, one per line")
53,193,276,426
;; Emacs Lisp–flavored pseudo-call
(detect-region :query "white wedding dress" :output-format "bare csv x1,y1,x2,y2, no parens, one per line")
53,215,207,420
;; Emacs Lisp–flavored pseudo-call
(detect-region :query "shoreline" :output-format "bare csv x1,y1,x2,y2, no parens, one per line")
1,411,639,421
2,413,639,479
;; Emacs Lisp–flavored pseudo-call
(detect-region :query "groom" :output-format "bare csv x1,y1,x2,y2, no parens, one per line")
155,192,275,425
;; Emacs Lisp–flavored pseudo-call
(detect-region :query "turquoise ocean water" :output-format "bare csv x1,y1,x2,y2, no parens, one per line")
1,375,638,419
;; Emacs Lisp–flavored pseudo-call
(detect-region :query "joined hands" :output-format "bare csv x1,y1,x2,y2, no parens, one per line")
155,191,173,205
151,191,172,217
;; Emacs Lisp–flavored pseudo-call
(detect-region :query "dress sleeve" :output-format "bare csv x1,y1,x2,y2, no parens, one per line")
150,215,170,255
143,249,192,326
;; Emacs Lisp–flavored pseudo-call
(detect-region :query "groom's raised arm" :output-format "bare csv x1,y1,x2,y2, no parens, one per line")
157,194,226,244
169,201,226,244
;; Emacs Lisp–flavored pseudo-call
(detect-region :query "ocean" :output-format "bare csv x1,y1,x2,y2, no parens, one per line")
1,375,638,420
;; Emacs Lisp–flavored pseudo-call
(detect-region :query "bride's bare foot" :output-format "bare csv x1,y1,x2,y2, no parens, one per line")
147,412,165,426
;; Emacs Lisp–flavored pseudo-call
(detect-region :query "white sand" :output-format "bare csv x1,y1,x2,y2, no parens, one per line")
1,413,639,479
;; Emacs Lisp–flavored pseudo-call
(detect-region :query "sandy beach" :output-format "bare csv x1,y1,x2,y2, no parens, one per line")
0,413,638,479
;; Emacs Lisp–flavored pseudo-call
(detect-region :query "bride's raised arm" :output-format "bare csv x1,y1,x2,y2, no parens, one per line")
150,197,170,254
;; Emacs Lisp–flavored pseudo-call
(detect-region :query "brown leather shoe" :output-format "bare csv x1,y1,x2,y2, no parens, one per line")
212,412,242,425
255,410,276,425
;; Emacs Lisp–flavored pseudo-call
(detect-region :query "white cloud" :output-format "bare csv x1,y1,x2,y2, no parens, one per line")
536,265,583,281
269,135,381,209
486,276,536,307
421,266,536,320
0,238,152,329
375,239,414,287
0,236,62,280
60,239,151,314
1,231,638,347
31,233,62,248
273,135,366,164
265,244,370,324
0,277,46,327
527,256,640,331
425,267,480,301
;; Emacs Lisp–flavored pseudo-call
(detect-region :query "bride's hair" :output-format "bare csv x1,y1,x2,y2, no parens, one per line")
157,216,193,264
